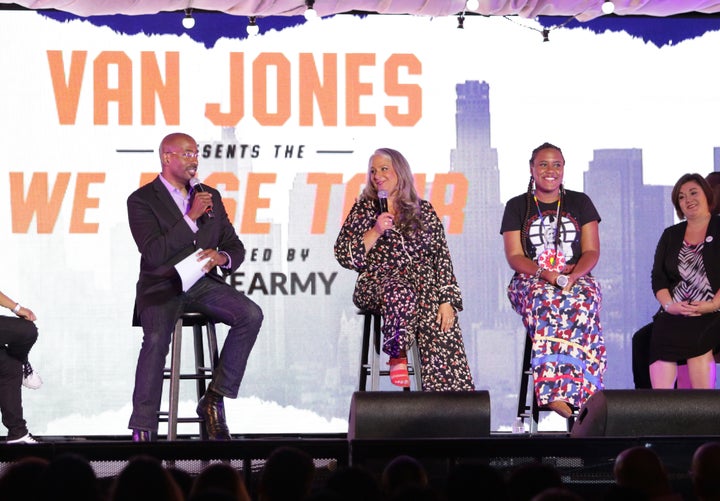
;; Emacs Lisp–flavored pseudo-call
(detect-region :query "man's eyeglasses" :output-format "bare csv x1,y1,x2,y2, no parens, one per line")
165,151,199,159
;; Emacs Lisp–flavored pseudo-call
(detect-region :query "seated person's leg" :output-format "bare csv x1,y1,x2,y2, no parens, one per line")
676,361,692,389
649,360,678,389
631,323,653,389
686,351,716,389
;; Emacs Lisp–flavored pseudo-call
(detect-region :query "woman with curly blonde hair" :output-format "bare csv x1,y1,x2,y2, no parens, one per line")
335,148,474,391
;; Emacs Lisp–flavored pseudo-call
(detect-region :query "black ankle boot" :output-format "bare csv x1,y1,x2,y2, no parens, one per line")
196,389,231,440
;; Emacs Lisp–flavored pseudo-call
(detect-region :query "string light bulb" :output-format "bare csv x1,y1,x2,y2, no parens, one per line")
465,0,479,11
182,8,195,29
304,0,318,21
457,13,465,29
601,1,615,14
542,28,550,42
247,16,259,36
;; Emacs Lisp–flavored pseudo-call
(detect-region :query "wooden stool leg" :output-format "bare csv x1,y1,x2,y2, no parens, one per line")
168,319,183,441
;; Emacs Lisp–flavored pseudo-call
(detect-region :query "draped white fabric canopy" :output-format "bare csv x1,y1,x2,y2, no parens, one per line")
1,0,720,21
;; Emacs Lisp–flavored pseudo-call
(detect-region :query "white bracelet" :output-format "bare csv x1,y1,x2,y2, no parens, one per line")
12,303,21,314
663,302,672,311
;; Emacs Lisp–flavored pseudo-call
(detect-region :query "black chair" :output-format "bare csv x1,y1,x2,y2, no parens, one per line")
158,311,219,440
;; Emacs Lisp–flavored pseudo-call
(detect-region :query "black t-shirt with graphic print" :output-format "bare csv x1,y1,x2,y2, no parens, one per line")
500,189,601,265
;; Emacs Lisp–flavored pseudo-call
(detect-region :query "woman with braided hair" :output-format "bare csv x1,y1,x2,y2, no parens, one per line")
500,142,605,418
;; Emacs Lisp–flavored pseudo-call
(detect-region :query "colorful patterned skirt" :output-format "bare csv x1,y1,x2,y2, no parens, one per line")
508,273,606,409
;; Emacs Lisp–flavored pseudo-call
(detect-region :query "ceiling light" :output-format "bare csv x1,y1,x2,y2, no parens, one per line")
247,16,259,36
182,9,195,29
465,0,479,11
601,1,615,14
304,0,319,21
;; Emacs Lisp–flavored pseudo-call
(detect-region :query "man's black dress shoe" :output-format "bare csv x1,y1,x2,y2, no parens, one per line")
196,392,231,440
132,429,157,442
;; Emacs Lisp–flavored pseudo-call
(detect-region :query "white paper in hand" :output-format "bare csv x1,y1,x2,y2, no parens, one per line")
174,249,211,291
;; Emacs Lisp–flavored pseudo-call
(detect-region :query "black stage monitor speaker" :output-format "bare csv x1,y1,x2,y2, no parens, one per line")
570,389,720,437
348,391,491,440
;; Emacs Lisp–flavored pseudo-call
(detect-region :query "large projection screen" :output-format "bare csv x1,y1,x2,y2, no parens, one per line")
1,11,719,436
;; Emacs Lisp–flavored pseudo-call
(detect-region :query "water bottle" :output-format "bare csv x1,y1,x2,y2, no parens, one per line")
512,417,526,434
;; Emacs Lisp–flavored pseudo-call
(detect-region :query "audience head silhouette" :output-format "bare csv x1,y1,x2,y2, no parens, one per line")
0,456,49,500
445,462,507,501
322,465,383,501
692,441,720,501
381,455,429,499
110,455,183,501
189,462,250,501
507,462,563,501
613,446,674,499
258,446,315,501
36,453,101,501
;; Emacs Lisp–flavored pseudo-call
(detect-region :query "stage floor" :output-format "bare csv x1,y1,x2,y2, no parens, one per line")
1,431,713,499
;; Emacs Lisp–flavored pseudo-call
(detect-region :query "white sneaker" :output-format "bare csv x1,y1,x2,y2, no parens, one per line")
22,362,43,390
7,433,39,444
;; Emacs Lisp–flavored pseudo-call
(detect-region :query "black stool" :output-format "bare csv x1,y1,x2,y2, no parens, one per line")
158,311,219,440
358,311,422,391
517,331,542,433
517,331,576,433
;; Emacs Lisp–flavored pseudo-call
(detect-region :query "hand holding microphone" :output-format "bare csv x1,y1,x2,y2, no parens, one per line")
374,190,393,235
189,177,215,219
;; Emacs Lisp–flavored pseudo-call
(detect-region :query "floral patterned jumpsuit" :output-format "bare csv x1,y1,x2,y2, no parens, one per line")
335,197,475,391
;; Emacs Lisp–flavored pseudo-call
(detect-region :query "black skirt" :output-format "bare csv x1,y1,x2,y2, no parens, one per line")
649,310,720,363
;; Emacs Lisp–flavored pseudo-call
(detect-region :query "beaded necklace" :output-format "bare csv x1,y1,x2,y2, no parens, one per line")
533,191,564,270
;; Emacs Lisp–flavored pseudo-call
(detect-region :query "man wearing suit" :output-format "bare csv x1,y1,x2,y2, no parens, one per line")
127,132,263,441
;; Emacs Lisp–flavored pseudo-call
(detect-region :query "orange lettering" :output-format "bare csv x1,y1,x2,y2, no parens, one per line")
240,173,275,234
429,173,467,234
206,52,245,126
306,173,343,234
10,172,71,234
345,54,375,126
139,173,157,187
47,50,87,125
69,173,105,233
385,54,422,126
343,173,366,219
141,52,180,126
299,53,338,126
253,53,291,126
203,172,240,224
94,51,133,125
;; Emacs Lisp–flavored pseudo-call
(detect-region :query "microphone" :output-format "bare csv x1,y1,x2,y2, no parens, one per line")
189,177,215,219
378,190,388,214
